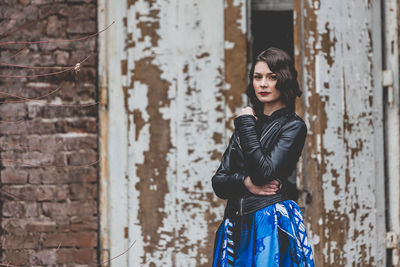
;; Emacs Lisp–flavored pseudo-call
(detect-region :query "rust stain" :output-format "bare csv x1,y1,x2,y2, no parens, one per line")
133,56,172,264
212,132,222,144
210,149,222,161
136,10,160,47
124,227,129,238
224,0,247,130
99,75,110,264
320,22,337,67
122,86,132,132
127,0,138,8
133,109,145,141
121,60,127,75
123,17,127,27
196,52,210,59
183,64,198,96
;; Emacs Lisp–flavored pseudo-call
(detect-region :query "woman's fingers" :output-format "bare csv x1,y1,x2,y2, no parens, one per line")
236,106,255,117
269,180,280,186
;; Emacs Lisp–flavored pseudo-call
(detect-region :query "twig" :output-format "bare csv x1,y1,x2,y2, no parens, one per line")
0,54,91,78
0,21,114,46
0,86,61,104
97,240,136,266
8,46,28,59
0,87,98,107
0,62,70,70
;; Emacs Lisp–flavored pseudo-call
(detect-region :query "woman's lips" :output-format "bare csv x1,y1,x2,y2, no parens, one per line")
259,92,271,96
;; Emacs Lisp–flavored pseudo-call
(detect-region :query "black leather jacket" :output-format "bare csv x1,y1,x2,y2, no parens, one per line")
211,108,307,217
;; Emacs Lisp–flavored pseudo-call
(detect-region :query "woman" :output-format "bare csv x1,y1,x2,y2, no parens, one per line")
212,47,314,266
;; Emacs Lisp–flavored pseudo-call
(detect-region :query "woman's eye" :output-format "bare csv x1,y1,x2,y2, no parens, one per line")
269,75,277,80
254,75,261,79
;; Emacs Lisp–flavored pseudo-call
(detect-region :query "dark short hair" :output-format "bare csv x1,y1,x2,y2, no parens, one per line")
246,47,302,116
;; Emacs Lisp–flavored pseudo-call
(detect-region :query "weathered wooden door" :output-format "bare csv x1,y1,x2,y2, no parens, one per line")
294,0,386,266
98,0,247,266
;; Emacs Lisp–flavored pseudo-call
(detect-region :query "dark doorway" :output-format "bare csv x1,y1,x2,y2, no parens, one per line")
250,10,294,62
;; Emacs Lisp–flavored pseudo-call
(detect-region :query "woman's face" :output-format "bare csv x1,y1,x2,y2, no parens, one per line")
253,61,281,105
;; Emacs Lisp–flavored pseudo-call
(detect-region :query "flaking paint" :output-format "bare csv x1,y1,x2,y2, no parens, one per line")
295,0,385,265
224,0,248,130
99,0,233,266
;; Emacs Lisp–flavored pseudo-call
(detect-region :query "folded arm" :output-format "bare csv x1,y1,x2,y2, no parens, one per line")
234,115,307,186
211,132,248,200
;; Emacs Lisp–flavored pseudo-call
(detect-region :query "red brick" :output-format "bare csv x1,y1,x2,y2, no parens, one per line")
46,15,67,37
29,249,57,265
2,201,39,218
56,218,71,233
62,135,98,151
70,215,97,231
1,0,99,263
70,183,97,200
58,4,97,19
55,50,70,65
28,167,97,184
1,185,68,201
1,218,28,234
29,105,98,119
26,220,57,232
42,200,97,217
67,19,96,34
1,234,40,249
0,103,27,120
1,249,30,265
43,231,97,248
1,168,28,184
56,248,96,264
67,150,97,166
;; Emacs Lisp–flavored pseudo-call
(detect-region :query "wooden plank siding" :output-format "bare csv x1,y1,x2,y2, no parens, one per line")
98,0,247,266
294,0,386,266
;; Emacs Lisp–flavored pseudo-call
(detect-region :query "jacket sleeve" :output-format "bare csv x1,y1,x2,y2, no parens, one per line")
234,114,307,186
211,132,248,200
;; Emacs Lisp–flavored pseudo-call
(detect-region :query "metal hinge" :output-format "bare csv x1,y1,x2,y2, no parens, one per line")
387,232,400,266
382,69,394,107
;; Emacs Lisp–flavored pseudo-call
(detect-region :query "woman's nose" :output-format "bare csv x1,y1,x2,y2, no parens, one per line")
261,77,268,87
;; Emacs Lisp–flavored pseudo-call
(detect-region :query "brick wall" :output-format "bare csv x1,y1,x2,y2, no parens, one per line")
0,0,99,265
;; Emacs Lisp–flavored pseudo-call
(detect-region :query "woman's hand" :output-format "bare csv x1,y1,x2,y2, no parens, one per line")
236,106,256,118
244,176,280,196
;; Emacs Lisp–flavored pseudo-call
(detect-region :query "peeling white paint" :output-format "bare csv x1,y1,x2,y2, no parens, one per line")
99,0,228,266
299,0,386,265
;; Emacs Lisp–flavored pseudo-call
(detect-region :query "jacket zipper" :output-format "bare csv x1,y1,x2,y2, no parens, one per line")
237,118,283,216
260,121,279,143
240,197,243,216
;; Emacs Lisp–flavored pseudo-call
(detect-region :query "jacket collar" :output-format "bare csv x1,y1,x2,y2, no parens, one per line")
257,107,290,123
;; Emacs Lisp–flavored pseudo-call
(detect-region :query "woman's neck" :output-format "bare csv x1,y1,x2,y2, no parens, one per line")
263,102,286,116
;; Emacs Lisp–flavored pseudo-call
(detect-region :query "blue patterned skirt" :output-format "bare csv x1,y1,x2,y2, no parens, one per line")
213,200,314,267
